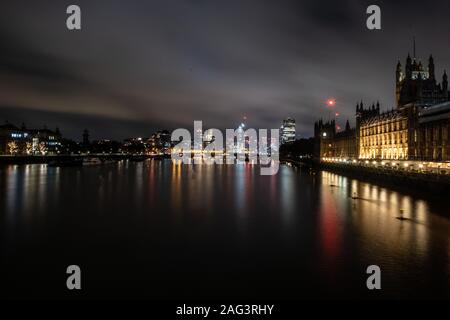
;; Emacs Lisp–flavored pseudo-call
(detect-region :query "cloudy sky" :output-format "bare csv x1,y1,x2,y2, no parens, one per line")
0,0,449,140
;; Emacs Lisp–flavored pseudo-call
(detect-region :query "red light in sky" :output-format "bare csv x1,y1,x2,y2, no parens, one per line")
327,99,336,107
335,112,340,117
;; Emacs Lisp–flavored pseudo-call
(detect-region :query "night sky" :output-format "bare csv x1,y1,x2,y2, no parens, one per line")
1,0,449,141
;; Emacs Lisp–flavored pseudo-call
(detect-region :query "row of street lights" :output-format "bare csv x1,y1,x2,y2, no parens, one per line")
322,157,450,174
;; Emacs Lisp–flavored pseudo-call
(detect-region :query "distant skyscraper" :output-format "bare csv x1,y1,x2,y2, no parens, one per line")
280,118,295,145
82,129,90,146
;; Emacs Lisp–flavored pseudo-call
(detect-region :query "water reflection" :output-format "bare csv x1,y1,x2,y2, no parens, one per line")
3,164,61,225
319,171,448,279
1,162,449,298
321,172,433,254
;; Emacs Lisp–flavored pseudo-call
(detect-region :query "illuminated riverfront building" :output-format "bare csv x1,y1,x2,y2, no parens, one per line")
314,119,357,159
356,101,409,160
315,52,450,162
0,122,62,155
146,130,171,155
0,122,29,155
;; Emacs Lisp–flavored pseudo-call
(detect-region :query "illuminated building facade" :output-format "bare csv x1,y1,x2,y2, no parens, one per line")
280,117,296,145
357,101,409,160
0,122,61,155
315,53,450,162
314,119,357,159
28,127,62,155
146,130,172,155
0,122,29,155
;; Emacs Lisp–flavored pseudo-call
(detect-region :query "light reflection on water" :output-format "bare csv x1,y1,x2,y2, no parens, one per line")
319,171,435,258
1,161,449,299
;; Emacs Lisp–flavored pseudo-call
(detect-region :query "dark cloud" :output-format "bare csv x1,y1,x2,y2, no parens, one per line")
0,0,449,140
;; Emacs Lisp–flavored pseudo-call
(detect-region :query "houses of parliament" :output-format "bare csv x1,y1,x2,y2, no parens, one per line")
315,51,450,162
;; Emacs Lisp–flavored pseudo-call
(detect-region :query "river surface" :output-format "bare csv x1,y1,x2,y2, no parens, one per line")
1,160,449,299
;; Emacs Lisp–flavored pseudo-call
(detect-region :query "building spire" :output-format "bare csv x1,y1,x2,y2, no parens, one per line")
413,36,416,59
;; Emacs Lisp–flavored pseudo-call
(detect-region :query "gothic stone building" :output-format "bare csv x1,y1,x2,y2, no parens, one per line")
316,53,450,161
314,119,357,159
357,101,410,160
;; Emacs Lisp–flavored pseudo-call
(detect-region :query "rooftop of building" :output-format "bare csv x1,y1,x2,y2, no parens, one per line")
360,109,405,125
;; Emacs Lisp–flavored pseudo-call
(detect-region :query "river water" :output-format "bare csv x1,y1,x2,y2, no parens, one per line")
1,160,449,299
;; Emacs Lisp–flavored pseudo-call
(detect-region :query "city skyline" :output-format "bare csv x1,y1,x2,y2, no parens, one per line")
2,0,450,305
1,0,450,140
2,50,449,153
